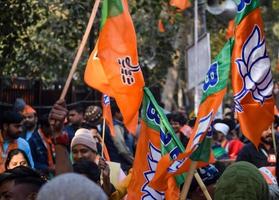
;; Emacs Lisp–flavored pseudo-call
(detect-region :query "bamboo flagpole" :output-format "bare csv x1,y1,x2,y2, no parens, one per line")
60,0,101,100
180,161,197,200
194,171,212,200
101,117,106,157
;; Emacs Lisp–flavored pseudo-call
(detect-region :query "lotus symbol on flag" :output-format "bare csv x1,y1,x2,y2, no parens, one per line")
237,0,252,12
118,56,141,85
234,25,273,112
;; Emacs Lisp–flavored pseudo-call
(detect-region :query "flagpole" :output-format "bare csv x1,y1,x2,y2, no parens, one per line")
101,118,106,157
180,161,197,200
59,0,101,100
194,171,212,200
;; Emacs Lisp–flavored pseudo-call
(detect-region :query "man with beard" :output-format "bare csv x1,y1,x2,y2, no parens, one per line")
236,125,277,168
22,105,38,141
64,105,84,143
0,111,34,173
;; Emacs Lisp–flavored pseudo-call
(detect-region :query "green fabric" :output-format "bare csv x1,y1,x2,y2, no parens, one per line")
214,161,269,200
212,146,227,160
190,134,211,162
200,39,233,103
100,0,123,28
143,87,185,186
234,0,259,25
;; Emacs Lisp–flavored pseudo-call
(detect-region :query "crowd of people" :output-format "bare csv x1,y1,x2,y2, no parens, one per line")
0,98,279,200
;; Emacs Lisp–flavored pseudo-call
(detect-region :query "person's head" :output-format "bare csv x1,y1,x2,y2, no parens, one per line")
213,122,229,143
68,105,84,126
261,126,273,145
214,161,269,200
71,128,98,162
0,166,46,200
39,113,52,136
168,113,187,133
73,160,101,185
5,149,31,170
37,173,107,200
22,105,37,130
1,111,24,140
84,105,102,127
189,163,224,200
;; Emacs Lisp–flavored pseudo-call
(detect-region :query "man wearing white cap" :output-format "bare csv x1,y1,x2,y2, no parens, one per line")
71,128,113,196
213,122,230,149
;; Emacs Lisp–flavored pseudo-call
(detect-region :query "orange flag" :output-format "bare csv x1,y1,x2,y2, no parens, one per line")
226,20,234,39
84,0,144,134
127,88,181,200
102,94,115,137
232,0,274,147
149,39,233,191
158,19,165,33
170,0,191,10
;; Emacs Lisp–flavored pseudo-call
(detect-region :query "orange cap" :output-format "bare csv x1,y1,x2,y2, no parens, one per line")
22,105,36,115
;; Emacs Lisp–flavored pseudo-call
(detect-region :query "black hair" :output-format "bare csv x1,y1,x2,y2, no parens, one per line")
73,160,101,183
1,111,23,129
3,166,47,187
169,113,187,126
5,148,31,170
39,113,50,128
68,104,84,114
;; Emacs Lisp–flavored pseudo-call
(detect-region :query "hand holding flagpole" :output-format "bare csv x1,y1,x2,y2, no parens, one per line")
60,0,101,100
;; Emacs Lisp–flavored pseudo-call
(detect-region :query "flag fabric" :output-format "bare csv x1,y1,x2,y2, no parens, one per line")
127,87,185,200
170,0,191,10
232,0,274,148
226,20,234,39
149,40,233,191
102,94,115,137
84,0,144,134
158,19,165,33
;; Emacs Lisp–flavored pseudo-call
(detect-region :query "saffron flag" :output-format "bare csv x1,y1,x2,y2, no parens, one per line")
127,87,185,200
84,0,144,134
226,20,234,39
232,0,274,147
150,40,233,191
102,94,115,137
170,0,191,10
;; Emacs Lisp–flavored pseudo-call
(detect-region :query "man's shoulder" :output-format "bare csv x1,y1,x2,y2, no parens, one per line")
16,137,30,148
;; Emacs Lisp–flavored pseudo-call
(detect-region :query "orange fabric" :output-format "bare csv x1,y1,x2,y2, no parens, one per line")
103,143,111,161
127,121,180,200
170,0,191,10
38,128,55,169
158,19,165,33
150,89,225,191
226,20,234,39
22,105,36,116
0,133,18,173
85,0,144,134
231,9,274,148
102,94,115,137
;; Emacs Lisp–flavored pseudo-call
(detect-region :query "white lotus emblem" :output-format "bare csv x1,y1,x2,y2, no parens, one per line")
234,25,273,112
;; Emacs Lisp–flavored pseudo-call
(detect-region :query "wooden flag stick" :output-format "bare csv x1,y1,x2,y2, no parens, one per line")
101,118,106,157
194,172,213,200
60,0,101,100
180,161,197,200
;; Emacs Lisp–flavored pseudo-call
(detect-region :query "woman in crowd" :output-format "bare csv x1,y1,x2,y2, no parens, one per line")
5,148,31,170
